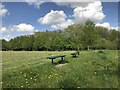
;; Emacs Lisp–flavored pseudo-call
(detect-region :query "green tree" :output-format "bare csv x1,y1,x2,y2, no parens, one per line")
2,22,120,51
22,35,34,51
64,24,84,50
2,39,8,51
9,36,28,50
81,20,98,50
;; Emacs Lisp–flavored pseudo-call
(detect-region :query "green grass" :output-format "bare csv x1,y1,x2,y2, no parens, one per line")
2,50,119,88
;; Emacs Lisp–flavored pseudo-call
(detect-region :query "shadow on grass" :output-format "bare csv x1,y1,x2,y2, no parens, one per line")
53,60,69,66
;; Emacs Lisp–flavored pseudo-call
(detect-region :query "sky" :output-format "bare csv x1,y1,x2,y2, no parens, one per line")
0,0,119,41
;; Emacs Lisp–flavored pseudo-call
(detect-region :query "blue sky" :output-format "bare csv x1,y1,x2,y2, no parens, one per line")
2,2,74,31
0,1,119,40
102,2,118,26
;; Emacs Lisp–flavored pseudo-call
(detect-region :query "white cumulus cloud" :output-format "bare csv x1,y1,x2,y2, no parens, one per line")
111,26,119,31
0,27,7,33
95,22,118,31
51,0,98,8
73,1,105,24
25,0,97,9
37,1,105,29
51,19,74,29
38,10,74,29
0,4,8,16
38,10,67,24
0,23,38,41
26,0,45,9
52,1,89,8
14,23,35,32
2,35,14,41
95,22,110,28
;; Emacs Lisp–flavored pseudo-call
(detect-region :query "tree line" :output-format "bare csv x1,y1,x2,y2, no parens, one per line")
1,21,120,51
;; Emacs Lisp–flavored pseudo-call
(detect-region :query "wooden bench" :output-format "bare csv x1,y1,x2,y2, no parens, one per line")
98,50,105,54
47,55,66,64
71,51,80,57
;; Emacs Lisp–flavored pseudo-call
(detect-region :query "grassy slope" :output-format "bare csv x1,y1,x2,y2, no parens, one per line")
2,50,119,88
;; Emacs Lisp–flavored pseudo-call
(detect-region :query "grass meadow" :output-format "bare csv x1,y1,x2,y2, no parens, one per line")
2,50,119,88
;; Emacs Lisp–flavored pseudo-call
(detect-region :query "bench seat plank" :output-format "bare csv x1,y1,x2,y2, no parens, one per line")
47,55,66,64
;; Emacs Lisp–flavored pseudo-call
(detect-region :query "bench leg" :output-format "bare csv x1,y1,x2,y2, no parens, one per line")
52,59,54,64
61,57,64,61
72,54,77,58
61,56,65,63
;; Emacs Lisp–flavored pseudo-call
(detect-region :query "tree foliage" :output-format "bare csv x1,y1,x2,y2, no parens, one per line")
1,21,119,51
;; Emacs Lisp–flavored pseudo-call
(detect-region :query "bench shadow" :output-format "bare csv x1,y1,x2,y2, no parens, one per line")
53,60,69,66
72,56,78,58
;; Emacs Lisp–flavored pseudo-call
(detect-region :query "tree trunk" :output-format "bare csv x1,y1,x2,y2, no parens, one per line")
77,47,79,51
87,46,90,51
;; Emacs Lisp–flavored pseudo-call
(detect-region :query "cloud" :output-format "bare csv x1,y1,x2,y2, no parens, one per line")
0,4,8,16
51,19,74,29
0,27,12,41
0,27,7,33
111,27,118,31
38,10,74,29
0,23,38,41
95,22,110,28
13,23,35,32
2,35,14,41
95,22,118,30
73,1,105,24
52,2,89,8
38,10,67,24
25,0,45,9
51,0,94,8
37,1,105,29
25,0,96,9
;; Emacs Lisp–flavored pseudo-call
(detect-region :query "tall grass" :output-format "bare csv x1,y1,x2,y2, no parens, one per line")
2,50,119,88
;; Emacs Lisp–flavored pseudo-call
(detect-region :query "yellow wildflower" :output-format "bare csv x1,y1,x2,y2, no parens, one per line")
21,86,23,88
20,72,22,74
